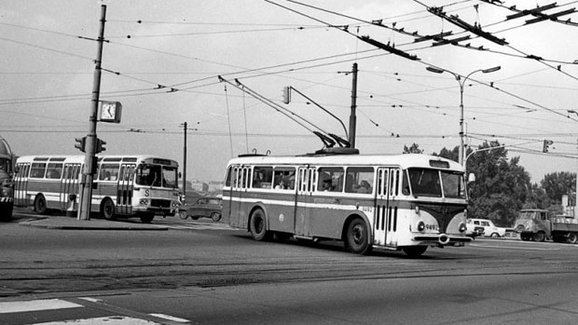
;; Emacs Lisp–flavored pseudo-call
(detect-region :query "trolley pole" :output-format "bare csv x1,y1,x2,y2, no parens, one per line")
78,4,107,221
348,63,358,148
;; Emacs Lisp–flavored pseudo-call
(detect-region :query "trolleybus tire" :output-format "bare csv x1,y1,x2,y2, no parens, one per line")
533,231,546,242
249,209,270,241
34,194,47,215
140,213,154,223
402,246,428,257
344,218,372,255
211,212,222,222
100,198,116,220
567,232,578,244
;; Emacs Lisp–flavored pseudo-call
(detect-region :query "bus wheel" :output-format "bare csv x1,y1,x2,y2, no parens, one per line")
533,232,546,242
34,194,47,215
567,233,578,244
211,212,222,222
249,209,270,241
344,218,372,255
100,198,115,220
402,246,428,257
140,214,154,223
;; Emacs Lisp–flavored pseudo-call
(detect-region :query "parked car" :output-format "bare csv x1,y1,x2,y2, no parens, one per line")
179,197,222,222
466,218,508,238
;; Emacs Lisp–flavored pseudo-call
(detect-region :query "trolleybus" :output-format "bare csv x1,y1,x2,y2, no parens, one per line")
0,136,14,220
14,155,180,222
223,153,471,256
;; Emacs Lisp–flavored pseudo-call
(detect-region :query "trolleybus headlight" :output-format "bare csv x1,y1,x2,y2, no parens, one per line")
459,223,467,233
417,221,426,232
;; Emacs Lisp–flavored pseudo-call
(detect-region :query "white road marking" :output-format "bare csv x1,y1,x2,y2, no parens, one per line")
78,297,102,303
469,243,559,251
33,316,158,324
149,313,190,323
0,299,82,314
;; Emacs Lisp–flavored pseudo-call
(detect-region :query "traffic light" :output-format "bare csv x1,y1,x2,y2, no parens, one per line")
74,137,86,153
95,138,106,154
542,139,553,153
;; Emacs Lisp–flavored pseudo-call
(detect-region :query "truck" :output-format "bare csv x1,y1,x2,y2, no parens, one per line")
0,136,14,220
514,209,578,244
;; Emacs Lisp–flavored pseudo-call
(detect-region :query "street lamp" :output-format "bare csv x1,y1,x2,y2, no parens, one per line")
426,65,501,165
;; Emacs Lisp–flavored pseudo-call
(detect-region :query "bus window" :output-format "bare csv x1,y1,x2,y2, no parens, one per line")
99,163,119,181
273,167,295,190
317,167,344,192
253,166,272,189
162,166,178,188
408,168,442,197
136,164,162,187
46,163,63,179
30,163,47,178
441,171,465,199
345,167,373,194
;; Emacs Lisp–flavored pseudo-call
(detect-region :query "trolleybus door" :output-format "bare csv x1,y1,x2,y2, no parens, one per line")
59,164,81,210
117,164,135,215
294,166,316,236
229,166,251,229
14,163,31,207
374,167,401,247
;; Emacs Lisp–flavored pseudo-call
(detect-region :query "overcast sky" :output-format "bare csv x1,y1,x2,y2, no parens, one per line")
1,0,577,182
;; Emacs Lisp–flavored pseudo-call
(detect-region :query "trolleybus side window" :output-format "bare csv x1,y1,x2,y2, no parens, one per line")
253,166,272,189
345,167,374,194
441,171,466,199
317,167,344,192
99,163,120,181
30,163,47,178
46,163,63,179
273,167,295,190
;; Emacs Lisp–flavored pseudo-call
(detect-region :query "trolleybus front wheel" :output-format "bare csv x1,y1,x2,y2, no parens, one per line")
249,209,270,241
100,198,116,220
344,218,372,255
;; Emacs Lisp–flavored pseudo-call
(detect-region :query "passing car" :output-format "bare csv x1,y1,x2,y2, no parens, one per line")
466,218,508,238
179,197,222,222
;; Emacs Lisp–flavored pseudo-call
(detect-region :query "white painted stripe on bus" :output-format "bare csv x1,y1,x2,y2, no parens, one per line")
149,313,190,323
32,316,158,324
0,299,82,314
224,196,361,211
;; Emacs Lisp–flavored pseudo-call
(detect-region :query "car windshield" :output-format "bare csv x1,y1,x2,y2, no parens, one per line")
135,164,178,188
406,168,466,199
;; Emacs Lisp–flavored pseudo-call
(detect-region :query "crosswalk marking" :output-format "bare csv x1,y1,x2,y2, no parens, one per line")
0,299,82,314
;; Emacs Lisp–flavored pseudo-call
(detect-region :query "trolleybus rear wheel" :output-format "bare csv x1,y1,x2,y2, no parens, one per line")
249,209,270,241
34,194,47,215
567,232,578,244
100,198,115,220
344,218,372,255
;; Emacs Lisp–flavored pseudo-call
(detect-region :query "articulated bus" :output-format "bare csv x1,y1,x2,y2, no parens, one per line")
14,155,180,223
223,153,471,256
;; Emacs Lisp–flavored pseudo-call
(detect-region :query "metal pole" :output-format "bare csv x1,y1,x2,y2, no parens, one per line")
78,4,106,220
349,63,358,148
458,82,465,165
182,122,187,203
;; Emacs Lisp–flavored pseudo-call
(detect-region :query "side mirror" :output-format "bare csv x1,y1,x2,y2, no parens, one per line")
468,173,476,183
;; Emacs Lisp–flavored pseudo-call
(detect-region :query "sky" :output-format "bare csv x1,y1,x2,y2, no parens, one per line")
0,0,577,183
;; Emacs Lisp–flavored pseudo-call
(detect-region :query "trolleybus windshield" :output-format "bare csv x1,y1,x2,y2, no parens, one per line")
406,168,465,199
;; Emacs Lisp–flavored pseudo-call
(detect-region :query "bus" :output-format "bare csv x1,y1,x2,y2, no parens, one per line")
0,136,14,220
14,155,180,223
223,153,471,256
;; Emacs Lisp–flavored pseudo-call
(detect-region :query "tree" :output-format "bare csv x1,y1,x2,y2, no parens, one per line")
403,143,423,154
540,172,576,204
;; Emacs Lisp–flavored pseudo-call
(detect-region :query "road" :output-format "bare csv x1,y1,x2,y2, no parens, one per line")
1,208,578,324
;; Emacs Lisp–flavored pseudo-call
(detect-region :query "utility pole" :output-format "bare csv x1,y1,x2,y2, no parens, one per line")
78,4,107,221
182,122,188,203
348,63,358,148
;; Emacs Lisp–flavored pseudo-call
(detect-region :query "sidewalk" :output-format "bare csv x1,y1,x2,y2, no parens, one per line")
19,216,169,231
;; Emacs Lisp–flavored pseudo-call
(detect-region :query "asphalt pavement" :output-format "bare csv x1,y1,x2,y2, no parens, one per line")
17,215,169,231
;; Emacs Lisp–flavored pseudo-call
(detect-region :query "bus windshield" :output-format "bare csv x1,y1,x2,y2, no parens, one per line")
136,164,178,188
407,168,465,199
